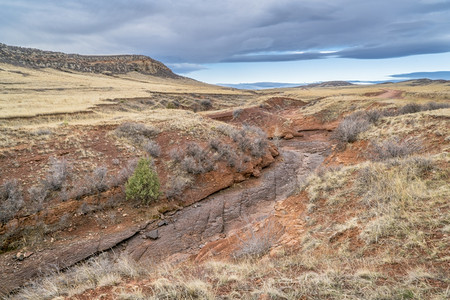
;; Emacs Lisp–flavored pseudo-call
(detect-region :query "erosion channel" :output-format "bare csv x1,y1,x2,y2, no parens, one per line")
124,136,331,263
1,134,331,295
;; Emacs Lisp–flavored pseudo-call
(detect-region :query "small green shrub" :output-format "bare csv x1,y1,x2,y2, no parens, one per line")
125,158,160,205
166,102,176,109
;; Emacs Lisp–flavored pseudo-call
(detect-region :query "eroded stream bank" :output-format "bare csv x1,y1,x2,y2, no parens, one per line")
124,137,331,263
0,135,331,296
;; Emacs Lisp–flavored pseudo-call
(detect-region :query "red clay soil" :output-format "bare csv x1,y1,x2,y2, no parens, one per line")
206,97,308,139
0,116,282,295
324,140,369,166
376,89,403,99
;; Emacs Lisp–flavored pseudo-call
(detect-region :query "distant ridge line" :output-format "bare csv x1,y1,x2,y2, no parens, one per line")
0,43,179,78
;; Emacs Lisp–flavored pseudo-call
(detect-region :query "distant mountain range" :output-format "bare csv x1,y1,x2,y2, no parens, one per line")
218,71,450,90
217,82,302,90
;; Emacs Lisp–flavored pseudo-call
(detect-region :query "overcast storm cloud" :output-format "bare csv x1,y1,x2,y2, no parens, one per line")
1,0,449,72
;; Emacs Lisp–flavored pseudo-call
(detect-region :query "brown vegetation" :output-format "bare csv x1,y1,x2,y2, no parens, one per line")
1,53,449,299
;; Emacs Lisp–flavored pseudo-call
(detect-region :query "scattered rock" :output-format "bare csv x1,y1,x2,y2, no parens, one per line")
145,229,159,240
157,220,169,227
284,133,294,140
14,251,33,261
252,168,261,177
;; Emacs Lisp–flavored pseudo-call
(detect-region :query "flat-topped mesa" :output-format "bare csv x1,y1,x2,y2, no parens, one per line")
0,43,180,78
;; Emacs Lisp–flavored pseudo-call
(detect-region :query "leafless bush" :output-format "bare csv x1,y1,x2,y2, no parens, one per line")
209,139,222,152
398,103,422,115
333,114,369,143
249,137,268,157
186,142,204,158
423,101,450,111
78,201,98,215
181,143,215,174
225,151,239,168
233,108,243,119
28,185,48,213
165,176,192,199
395,101,450,116
244,124,267,138
115,122,160,143
233,217,278,259
365,109,382,123
369,137,423,160
200,99,212,110
233,125,269,157
0,180,24,224
32,128,52,136
71,163,128,200
143,140,161,157
215,124,236,137
169,148,183,163
235,158,247,173
214,125,268,160
73,166,110,198
209,140,241,167
231,125,255,152
45,157,71,191
92,166,109,193
111,159,138,187
181,156,214,174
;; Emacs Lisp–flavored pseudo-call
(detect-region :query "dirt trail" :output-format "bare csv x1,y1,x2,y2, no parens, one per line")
376,89,403,99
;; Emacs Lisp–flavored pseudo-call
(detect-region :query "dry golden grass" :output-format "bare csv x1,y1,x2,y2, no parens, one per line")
3,65,450,299
0,63,248,119
7,254,147,300
277,82,450,122
359,108,450,152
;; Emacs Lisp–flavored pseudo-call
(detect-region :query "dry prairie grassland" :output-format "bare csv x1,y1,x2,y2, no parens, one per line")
0,63,253,119
6,81,449,299
1,60,450,299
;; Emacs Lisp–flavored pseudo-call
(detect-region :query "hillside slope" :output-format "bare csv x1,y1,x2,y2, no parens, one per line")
0,43,178,78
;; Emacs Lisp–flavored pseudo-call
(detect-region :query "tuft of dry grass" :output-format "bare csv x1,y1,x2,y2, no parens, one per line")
368,136,423,160
7,254,147,300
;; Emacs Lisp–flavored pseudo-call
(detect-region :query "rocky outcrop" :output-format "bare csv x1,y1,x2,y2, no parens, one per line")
0,43,179,78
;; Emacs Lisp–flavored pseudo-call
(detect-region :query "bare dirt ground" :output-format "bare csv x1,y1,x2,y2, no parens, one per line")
376,89,403,99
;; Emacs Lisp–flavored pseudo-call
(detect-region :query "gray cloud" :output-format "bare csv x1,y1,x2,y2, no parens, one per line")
0,0,449,65
167,63,208,74
225,52,327,63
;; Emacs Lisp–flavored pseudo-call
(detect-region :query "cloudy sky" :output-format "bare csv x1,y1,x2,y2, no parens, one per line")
1,0,450,84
